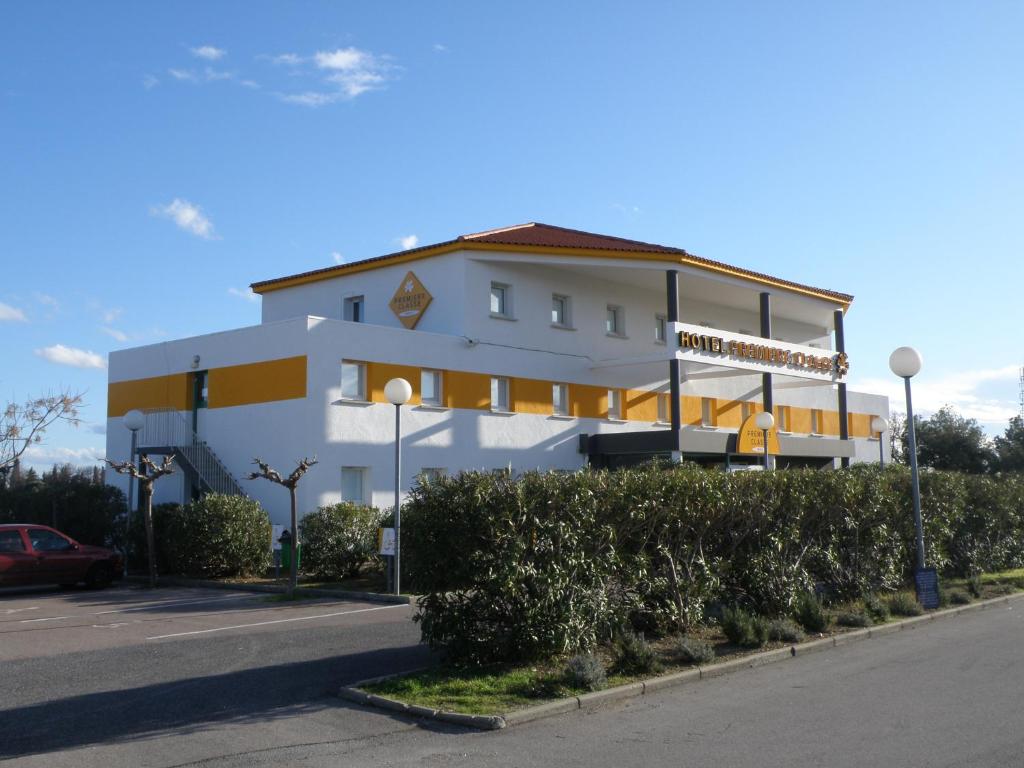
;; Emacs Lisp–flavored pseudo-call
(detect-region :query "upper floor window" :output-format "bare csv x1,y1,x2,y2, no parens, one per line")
551,294,572,328
655,314,667,344
775,405,790,432
606,305,625,337
421,369,443,406
701,397,716,427
811,408,823,435
657,393,670,423
490,376,511,412
607,389,623,420
741,402,755,422
490,282,512,318
343,295,364,323
341,360,367,401
552,383,569,416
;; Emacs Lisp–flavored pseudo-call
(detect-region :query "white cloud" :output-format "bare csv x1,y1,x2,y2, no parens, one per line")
204,67,234,82
331,251,345,264
33,292,59,310
168,68,197,82
22,444,105,468
302,46,392,100
433,43,448,52
278,91,337,108
850,364,1021,425
151,198,216,239
142,74,160,89
271,53,303,66
397,235,419,250
227,287,259,303
88,423,107,435
240,80,260,89
35,344,106,369
0,301,28,322
191,45,226,61
100,327,129,342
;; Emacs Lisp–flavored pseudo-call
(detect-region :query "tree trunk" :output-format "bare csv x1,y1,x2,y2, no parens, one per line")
288,487,298,598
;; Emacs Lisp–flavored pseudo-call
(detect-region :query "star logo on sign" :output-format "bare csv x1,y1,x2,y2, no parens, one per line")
405,281,414,293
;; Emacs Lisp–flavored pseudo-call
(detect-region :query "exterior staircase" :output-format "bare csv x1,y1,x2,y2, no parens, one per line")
136,408,247,497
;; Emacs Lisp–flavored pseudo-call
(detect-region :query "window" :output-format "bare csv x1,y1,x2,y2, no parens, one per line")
0,530,25,552
343,295,364,323
607,389,622,420
552,383,569,416
28,529,73,552
741,402,755,422
490,282,512,318
193,371,208,408
657,393,670,423
421,369,443,406
341,467,368,504
490,376,510,411
420,468,446,483
775,405,790,432
811,409,823,435
701,397,716,427
341,360,367,400
551,294,571,327
655,314,667,344
606,305,625,337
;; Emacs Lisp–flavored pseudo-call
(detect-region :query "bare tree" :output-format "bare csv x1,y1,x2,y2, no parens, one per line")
248,457,318,597
1,389,84,474
106,454,175,588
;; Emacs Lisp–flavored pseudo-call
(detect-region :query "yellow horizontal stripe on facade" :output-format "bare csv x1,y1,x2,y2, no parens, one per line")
444,370,491,410
208,356,307,409
108,373,192,418
107,356,307,418
367,362,423,406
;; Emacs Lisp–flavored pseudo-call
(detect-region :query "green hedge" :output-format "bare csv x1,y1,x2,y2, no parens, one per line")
299,502,383,580
403,465,1024,664
129,494,271,578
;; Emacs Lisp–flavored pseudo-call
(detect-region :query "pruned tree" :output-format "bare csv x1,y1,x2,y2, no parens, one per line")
248,456,318,597
106,454,175,588
1,389,84,474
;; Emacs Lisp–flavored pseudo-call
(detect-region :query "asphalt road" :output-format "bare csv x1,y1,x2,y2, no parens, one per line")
0,585,431,766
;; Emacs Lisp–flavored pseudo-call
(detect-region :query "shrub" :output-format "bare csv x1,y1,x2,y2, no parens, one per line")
949,589,971,605
793,592,828,633
767,618,805,643
564,653,607,691
612,631,661,675
721,606,769,648
835,612,872,628
159,494,271,578
299,502,383,580
967,572,983,598
674,636,716,665
887,592,923,617
862,593,889,624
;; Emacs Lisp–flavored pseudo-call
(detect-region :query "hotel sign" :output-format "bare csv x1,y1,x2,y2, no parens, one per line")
674,322,849,383
389,271,433,329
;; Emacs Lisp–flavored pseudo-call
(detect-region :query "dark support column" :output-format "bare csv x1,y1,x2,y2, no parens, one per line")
834,309,850,468
760,292,774,417
667,270,681,453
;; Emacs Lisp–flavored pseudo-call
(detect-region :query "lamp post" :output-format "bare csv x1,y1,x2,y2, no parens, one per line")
384,378,412,595
755,411,775,470
122,409,145,577
889,347,925,571
871,416,889,467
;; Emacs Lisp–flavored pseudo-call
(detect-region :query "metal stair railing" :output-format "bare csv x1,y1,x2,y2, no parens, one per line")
137,408,247,497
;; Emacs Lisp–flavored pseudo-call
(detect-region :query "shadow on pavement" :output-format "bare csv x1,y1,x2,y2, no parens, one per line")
0,643,440,759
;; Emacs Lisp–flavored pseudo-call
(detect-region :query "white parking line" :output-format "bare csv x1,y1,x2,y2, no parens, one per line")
3,607,40,615
20,616,70,623
146,604,405,640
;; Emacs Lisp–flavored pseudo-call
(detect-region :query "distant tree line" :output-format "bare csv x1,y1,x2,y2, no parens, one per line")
890,408,1024,475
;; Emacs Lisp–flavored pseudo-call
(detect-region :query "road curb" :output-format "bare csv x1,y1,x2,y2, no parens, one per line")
126,575,414,605
340,590,1024,731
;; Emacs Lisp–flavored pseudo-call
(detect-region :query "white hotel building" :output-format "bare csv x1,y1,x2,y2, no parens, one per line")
106,223,889,523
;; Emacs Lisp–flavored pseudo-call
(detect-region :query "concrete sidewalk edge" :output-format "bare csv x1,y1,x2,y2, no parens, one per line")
337,590,1024,731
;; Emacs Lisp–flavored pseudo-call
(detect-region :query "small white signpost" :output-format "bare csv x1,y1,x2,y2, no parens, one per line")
378,527,396,556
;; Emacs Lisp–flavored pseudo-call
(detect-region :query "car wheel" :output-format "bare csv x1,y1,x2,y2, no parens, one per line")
85,563,113,589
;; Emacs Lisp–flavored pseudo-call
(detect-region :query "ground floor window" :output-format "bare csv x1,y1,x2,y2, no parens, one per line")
341,467,368,504
419,467,446,483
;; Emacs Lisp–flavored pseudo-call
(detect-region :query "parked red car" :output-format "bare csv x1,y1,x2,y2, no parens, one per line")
0,524,123,589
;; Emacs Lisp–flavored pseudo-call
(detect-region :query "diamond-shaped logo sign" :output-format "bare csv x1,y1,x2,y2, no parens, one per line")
388,271,432,329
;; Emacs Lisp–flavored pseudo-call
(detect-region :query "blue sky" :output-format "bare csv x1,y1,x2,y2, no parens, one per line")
2,1,1023,468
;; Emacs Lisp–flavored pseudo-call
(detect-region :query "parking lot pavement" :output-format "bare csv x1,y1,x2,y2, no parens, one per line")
0,584,433,766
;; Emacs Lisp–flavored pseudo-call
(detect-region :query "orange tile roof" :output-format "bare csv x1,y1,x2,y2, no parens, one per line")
251,222,853,303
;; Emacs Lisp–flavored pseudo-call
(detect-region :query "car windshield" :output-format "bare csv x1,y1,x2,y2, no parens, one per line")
28,529,73,552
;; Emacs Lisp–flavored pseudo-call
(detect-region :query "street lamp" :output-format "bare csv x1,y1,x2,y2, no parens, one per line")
889,347,925,571
871,416,889,467
122,409,145,577
755,411,775,469
384,378,412,596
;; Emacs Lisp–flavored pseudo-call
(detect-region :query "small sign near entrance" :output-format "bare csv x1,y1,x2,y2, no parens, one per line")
388,271,433,329
736,414,781,455
914,567,941,610
271,524,284,552
378,527,396,556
